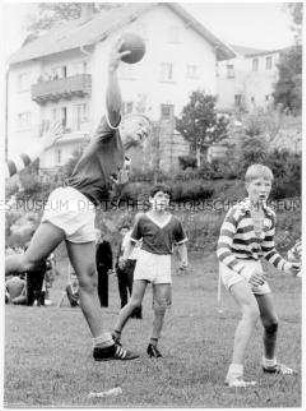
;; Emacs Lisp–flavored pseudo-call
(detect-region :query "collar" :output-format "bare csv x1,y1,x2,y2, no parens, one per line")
239,198,274,218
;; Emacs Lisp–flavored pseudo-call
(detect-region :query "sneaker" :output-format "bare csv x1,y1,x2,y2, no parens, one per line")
111,332,122,346
147,343,163,358
225,376,257,388
263,363,297,375
93,343,139,361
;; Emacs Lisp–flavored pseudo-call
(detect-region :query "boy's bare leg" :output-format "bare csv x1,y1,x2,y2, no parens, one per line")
66,240,106,338
6,222,65,275
255,293,278,361
226,281,260,385
151,283,171,342
113,280,147,338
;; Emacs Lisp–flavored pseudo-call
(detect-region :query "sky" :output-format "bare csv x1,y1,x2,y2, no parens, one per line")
1,1,295,65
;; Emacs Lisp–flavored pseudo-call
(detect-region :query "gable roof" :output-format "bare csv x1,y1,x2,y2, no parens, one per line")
231,44,286,58
9,2,235,66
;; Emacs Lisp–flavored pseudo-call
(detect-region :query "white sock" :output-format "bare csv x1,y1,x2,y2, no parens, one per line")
262,356,277,368
93,332,114,348
227,363,243,379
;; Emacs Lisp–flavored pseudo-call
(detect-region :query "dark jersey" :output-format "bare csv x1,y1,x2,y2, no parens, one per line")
67,114,124,205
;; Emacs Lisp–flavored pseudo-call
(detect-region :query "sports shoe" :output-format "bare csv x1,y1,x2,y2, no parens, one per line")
93,343,139,361
111,332,122,346
225,376,257,388
263,363,297,375
147,343,163,358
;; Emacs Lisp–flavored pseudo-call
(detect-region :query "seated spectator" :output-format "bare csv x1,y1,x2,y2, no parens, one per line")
5,275,27,304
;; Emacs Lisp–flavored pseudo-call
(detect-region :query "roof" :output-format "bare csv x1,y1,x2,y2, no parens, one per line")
231,44,286,58
9,2,235,66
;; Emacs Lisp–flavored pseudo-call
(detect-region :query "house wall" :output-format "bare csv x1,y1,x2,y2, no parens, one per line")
217,52,280,111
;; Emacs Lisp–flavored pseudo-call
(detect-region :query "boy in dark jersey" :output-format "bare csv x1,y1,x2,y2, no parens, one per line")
113,184,188,358
5,38,148,362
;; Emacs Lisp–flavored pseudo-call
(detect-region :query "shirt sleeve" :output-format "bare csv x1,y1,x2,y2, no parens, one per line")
173,219,188,245
130,214,144,241
216,207,246,274
262,213,287,270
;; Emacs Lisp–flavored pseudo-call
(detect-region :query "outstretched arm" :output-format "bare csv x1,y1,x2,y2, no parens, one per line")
106,38,130,127
6,122,63,178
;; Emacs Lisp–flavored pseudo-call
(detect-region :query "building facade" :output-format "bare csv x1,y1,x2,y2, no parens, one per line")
7,3,234,172
217,45,283,112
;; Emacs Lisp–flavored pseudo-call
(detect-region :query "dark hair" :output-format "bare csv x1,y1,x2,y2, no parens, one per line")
149,184,172,198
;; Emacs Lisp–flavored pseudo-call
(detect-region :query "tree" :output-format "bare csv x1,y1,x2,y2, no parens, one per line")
273,3,302,113
176,90,229,167
26,3,121,37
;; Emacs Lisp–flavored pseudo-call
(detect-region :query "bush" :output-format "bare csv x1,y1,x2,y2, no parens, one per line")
178,155,197,170
266,149,301,199
237,135,269,176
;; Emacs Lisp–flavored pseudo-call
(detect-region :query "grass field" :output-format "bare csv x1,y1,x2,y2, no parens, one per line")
4,252,301,408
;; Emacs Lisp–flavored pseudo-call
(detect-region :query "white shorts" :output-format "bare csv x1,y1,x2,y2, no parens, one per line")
220,260,271,295
41,187,96,243
133,250,172,284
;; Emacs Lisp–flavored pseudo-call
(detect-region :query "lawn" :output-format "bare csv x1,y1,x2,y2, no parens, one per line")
4,252,301,407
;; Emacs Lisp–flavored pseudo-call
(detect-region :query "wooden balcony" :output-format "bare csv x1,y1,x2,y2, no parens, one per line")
32,74,92,104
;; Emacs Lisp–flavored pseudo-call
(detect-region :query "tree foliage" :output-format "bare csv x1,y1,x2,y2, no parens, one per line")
176,90,229,166
273,45,302,114
26,3,121,37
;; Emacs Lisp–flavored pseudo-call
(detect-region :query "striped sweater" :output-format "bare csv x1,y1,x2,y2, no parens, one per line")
5,122,63,179
217,198,287,273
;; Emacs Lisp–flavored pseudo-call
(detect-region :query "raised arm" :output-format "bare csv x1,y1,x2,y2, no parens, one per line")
106,38,130,127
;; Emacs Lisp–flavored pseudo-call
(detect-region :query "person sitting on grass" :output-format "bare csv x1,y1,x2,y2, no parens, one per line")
112,184,188,358
217,164,301,388
5,38,149,362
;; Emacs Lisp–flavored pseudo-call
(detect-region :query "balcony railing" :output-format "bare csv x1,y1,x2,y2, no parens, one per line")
32,74,92,104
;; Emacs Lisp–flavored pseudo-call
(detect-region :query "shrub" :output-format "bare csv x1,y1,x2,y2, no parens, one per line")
178,155,197,170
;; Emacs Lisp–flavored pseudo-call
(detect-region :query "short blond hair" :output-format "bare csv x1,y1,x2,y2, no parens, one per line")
245,164,274,183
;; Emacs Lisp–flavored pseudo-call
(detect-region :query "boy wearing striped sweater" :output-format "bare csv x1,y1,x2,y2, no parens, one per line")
217,164,300,388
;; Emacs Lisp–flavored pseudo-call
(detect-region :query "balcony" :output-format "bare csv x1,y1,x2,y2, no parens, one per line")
32,74,92,104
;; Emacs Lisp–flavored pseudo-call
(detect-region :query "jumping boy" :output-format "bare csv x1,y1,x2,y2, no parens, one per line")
217,164,301,387
112,184,188,357
5,38,149,362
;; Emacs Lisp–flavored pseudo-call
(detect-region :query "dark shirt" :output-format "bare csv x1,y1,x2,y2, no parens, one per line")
67,115,124,205
131,213,187,255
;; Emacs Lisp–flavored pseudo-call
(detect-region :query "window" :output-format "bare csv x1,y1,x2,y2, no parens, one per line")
56,148,62,165
61,107,67,128
51,66,67,80
252,58,259,71
161,104,174,119
17,73,29,91
160,63,173,81
186,64,199,79
265,95,270,101
17,112,31,129
226,64,235,79
265,56,272,70
251,96,255,104
168,26,180,43
122,101,133,116
234,94,242,107
75,103,89,130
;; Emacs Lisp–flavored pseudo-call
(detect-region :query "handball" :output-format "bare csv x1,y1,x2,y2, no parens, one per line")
119,33,146,64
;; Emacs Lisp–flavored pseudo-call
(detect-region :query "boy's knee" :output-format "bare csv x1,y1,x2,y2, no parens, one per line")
244,304,260,323
153,295,172,314
130,297,142,309
78,266,98,291
264,320,279,335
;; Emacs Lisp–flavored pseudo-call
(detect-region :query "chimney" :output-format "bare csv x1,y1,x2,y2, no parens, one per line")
81,3,95,21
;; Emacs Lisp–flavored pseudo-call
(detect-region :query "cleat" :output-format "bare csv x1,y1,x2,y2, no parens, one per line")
147,343,162,358
111,332,122,346
93,343,139,361
225,376,257,388
263,363,297,375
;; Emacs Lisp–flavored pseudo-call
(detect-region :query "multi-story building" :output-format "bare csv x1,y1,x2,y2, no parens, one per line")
217,45,285,112
7,3,234,172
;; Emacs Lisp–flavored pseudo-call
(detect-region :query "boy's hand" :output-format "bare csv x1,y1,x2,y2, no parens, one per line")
241,266,265,287
118,257,126,270
108,37,131,73
284,261,301,276
179,260,188,270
